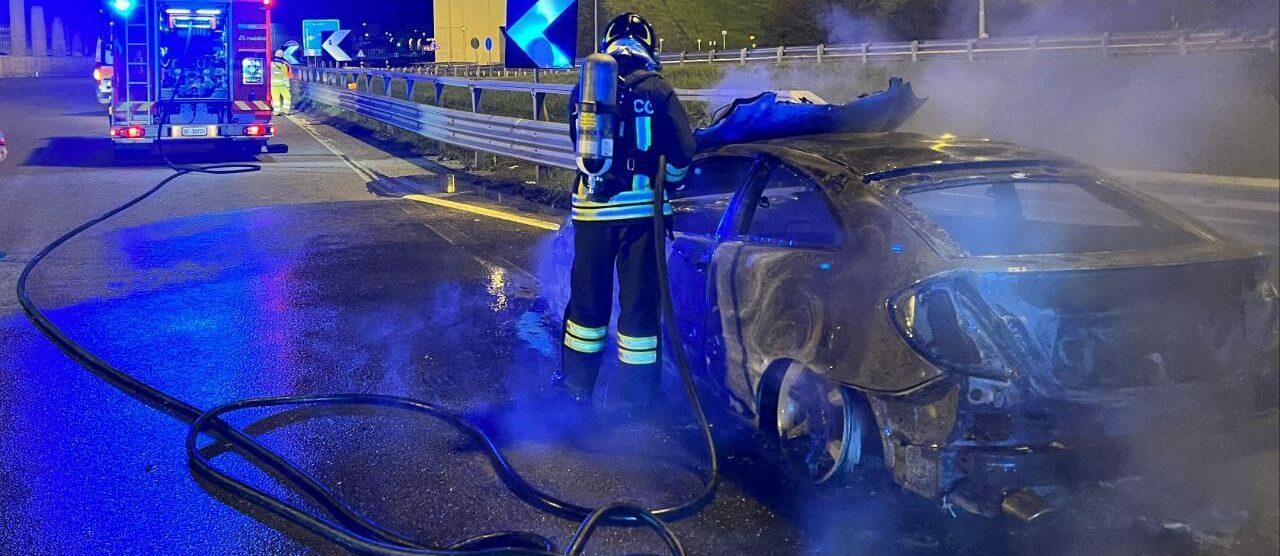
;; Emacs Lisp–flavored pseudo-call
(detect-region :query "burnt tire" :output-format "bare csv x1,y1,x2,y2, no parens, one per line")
774,362,880,485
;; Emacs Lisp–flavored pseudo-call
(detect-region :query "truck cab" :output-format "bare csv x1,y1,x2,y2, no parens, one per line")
105,0,278,157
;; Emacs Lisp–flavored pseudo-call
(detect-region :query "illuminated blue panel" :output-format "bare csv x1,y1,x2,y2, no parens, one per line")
505,0,578,69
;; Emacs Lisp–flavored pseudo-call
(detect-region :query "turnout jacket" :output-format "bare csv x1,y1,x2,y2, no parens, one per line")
569,69,697,222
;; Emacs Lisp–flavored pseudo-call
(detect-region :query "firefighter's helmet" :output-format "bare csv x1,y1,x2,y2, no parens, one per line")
600,13,657,57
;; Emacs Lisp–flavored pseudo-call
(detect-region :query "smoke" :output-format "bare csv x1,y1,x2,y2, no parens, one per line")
822,5,898,44
707,4,1279,177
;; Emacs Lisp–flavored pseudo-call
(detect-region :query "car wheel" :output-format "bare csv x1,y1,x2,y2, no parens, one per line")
775,362,863,485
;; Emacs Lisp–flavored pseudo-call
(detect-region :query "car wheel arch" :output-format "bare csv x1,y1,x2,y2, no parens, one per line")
754,357,878,437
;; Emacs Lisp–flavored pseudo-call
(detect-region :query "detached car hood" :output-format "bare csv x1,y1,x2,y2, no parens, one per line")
695,77,926,151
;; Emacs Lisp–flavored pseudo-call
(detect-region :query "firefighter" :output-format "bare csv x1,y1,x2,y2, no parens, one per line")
556,13,697,412
271,50,293,116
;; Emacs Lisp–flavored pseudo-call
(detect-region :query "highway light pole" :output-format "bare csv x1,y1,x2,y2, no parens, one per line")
979,0,989,39
721,30,727,50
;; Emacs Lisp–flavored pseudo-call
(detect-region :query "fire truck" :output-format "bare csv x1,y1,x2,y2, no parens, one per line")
103,0,281,158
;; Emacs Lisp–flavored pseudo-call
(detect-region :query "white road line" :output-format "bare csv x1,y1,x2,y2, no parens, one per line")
286,114,378,183
286,113,562,231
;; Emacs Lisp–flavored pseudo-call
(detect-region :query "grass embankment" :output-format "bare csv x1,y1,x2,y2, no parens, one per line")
584,0,781,54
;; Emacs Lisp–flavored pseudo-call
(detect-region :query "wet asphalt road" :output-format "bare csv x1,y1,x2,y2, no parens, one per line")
0,77,801,555
1,77,1277,556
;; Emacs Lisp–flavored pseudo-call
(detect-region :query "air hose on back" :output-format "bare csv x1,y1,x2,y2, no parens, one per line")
16,146,718,552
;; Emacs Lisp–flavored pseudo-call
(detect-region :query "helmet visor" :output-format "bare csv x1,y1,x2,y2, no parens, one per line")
605,38,659,69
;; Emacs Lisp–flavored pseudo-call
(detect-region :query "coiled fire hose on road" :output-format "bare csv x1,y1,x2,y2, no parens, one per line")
16,150,718,554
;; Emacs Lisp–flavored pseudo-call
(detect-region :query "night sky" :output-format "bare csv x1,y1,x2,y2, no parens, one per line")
272,0,434,31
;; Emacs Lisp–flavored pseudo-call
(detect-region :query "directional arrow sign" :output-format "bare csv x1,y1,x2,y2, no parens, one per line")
323,29,352,62
505,0,578,69
302,19,340,57
282,41,302,64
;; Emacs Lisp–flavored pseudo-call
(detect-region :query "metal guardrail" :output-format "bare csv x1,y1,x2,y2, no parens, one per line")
303,82,577,170
298,67,820,114
659,28,1278,65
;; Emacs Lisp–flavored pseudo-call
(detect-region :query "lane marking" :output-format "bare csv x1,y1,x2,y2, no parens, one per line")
286,114,377,183
403,194,562,231
286,113,562,232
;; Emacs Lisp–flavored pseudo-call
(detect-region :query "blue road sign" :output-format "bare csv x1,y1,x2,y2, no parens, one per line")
302,19,341,57
505,0,578,69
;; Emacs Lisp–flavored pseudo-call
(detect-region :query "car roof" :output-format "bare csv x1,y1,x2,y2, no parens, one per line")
743,131,1081,179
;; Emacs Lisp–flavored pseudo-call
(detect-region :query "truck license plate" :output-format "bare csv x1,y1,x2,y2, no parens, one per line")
181,126,209,137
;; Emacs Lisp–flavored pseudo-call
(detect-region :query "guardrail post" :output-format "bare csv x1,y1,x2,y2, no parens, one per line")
910,40,919,62
434,82,445,105
679,51,687,64
405,79,416,101
708,49,715,63
740,48,748,65
1101,32,1111,57
860,43,869,63
817,44,825,63
777,46,785,63
533,92,549,184
966,39,976,61
471,86,483,167
382,75,392,96
533,92,547,120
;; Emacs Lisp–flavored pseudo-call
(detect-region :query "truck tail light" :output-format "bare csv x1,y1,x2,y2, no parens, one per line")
890,279,1013,380
244,125,271,137
112,125,146,139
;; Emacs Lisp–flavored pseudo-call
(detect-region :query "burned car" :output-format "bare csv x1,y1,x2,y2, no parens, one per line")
656,130,1277,520
547,81,1276,519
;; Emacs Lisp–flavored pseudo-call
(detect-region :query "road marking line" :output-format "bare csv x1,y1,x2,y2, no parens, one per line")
285,114,377,183
403,194,562,231
287,113,562,232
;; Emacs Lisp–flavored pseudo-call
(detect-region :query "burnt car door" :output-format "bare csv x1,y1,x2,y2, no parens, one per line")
710,160,846,418
668,154,766,381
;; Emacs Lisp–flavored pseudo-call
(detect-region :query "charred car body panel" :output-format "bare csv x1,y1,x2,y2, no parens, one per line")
665,131,1278,504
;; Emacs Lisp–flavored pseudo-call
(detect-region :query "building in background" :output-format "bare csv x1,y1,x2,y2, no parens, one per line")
433,0,504,64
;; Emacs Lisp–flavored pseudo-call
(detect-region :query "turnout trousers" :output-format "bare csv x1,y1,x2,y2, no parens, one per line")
559,219,661,403
272,84,292,116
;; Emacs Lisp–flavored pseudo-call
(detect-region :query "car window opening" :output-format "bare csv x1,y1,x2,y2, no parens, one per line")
903,179,1197,256
671,156,758,237
741,165,844,248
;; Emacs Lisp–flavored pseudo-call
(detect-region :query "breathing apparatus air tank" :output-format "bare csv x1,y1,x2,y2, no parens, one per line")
575,53,619,198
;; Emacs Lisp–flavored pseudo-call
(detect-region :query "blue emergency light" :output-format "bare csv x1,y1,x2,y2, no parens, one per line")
111,0,134,13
